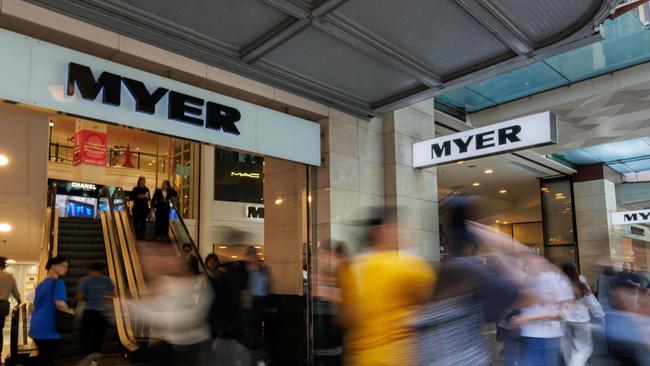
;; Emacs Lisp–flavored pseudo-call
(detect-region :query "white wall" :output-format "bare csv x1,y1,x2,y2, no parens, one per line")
0,103,49,261
212,200,264,246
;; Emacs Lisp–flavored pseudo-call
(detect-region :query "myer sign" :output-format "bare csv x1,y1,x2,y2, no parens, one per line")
0,28,320,166
413,111,557,168
612,209,650,225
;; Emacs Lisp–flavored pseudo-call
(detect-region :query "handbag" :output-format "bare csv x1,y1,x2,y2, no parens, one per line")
51,279,75,333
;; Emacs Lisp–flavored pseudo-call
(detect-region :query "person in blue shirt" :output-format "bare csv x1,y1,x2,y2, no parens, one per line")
30,257,74,366
76,261,115,359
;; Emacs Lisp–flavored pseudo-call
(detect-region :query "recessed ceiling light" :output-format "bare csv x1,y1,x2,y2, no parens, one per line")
231,255,238,259
503,221,509,224
218,246,227,249
275,198,283,205
484,169,494,174
254,246,261,249
0,155,8,166
0,223,12,232
457,161,464,164
495,220,500,223
472,182,480,187
499,189,507,194
6,259,16,264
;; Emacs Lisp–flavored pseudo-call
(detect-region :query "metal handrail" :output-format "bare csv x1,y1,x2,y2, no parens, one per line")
98,187,139,352
169,199,205,271
110,187,146,295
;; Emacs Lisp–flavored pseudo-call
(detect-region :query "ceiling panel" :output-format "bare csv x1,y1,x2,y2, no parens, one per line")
261,26,422,103
335,0,513,75
491,0,598,45
123,0,291,49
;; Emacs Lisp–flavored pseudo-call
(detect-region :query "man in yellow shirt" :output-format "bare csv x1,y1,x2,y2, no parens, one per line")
340,208,435,366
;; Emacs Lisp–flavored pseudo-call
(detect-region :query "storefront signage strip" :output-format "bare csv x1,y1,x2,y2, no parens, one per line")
412,111,557,168
612,209,650,225
0,29,320,166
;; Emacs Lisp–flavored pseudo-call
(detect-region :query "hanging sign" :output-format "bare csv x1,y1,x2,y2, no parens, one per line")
612,209,650,225
413,111,556,168
72,129,107,166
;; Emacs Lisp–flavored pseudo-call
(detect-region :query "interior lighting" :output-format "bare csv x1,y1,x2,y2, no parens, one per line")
503,221,509,225
257,253,263,256
499,189,507,194
472,182,480,187
5,259,15,264
308,195,312,203
231,255,238,259
484,169,494,174
49,122,54,127
541,187,550,193
0,155,8,166
495,220,500,223
275,198,283,205
0,223,11,232
457,161,464,164
218,246,227,249
254,246,261,249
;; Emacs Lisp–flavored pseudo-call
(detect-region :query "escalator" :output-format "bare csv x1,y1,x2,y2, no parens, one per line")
6,183,204,365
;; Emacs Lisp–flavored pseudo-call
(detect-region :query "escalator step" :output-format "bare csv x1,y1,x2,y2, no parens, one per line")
58,237,104,244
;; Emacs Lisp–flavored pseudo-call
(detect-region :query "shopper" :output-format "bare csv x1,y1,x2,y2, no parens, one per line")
560,262,604,366
30,257,74,366
241,246,270,366
512,256,574,366
340,207,435,366
617,262,641,289
594,265,616,312
0,256,21,361
76,261,115,359
205,253,227,339
130,176,150,240
151,180,177,241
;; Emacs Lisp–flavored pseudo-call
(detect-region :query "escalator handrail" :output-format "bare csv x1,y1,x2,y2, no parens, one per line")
48,182,57,259
169,199,205,271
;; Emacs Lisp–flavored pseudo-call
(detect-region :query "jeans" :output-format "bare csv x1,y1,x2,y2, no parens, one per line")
520,337,561,366
132,211,147,240
80,309,108,356
34,339,59,366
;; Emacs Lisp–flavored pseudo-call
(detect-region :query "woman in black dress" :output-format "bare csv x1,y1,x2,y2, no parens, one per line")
130,176,150,240
151,180,177,241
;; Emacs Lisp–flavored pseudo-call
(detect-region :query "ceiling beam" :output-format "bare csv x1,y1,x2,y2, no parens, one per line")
453,0,533,56
311,0,350,18
261,0,310,18
240,18,311,63
314,14,441,88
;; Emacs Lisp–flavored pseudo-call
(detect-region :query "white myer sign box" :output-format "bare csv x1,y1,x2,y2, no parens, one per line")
413,111,557,168
0,29,320,166
612,209,650,225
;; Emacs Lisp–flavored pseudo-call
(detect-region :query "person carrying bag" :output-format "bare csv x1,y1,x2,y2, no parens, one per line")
30,257,75,366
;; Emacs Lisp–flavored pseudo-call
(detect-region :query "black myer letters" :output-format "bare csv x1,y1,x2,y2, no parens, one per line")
67,62,241,135
431,124,523,159
624,212,650,222
247,206,264,219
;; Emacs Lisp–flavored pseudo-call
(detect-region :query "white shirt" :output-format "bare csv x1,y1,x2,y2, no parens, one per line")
130,275,213,345
520,271,574,338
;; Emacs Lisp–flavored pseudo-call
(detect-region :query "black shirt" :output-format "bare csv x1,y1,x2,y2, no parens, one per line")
130,186,150,213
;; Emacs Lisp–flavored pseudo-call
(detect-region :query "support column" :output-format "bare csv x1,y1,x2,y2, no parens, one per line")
573,163,620,281
198,144,214,259
383,100,439,262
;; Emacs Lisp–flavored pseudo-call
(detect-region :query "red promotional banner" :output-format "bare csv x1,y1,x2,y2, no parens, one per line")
72,130,107,166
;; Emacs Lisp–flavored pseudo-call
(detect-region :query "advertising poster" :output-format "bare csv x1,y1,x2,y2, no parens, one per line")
72,129,107,166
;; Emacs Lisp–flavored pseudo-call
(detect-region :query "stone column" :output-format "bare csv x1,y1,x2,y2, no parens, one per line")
197,144,214,259
383,100,439,262
316,109,385,254
263,157,308,296
573,163,620,281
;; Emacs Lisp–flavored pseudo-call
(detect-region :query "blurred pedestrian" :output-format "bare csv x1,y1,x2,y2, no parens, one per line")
0,256,21,361
30,257,74,366
241,246,270,366
151,180,177,241
416,199,521,366
76,261,115,360
131,176,150,240
131,248,213,366
617,262,641,289
340,207,435,366
511,256,574,366
594,265,616,312
560,262,603,366
205,253,227,339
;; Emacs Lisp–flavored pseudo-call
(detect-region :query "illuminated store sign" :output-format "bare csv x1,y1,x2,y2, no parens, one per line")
612,209,650,225
413,111,556,168
0,28,320,166
70,182,97,191
67,63,241,135
231,172,261,179
246,205,264,220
